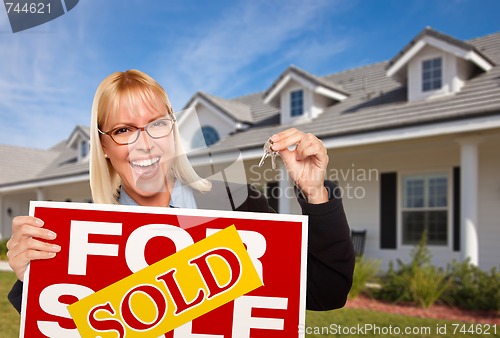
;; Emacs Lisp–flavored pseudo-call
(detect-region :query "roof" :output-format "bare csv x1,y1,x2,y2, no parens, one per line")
0,145,60,185
387,27,496,80
187,91,254,124
2,28,500,188
263,65,350,105
193,30,500,154
389,27,496,69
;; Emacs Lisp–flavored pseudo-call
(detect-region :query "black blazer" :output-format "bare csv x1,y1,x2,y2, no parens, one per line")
8,180,354,313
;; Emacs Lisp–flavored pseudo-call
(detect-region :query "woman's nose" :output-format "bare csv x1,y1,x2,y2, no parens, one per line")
133,129,153,151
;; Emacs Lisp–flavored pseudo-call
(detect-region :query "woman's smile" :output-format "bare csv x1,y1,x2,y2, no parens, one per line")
130,156,161,177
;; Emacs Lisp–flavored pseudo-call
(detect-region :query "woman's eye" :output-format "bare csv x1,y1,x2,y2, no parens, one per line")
112,127,133,135
151,119,167,127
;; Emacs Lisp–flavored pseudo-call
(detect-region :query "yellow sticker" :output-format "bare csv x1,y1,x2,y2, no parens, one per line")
68,225,263,337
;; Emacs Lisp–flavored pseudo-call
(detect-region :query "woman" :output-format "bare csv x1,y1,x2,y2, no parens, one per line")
7,70,354,313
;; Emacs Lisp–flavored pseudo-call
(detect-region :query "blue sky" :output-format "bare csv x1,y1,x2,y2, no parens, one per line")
0,0,499,149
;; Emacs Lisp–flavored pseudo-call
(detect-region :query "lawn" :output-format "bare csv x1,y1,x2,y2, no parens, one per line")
0,270,497,337
0,271,20,337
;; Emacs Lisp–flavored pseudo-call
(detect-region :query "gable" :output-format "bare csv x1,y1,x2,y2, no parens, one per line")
387,28,495,82
264,66,348,107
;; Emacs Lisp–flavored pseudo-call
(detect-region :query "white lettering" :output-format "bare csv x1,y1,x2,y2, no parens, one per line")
232,295,288,337
38,283,94,337
68,221,122,275
206,228,266,282
125,224,194,273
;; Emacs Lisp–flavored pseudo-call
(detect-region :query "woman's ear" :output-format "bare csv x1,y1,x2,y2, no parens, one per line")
101,143,108,158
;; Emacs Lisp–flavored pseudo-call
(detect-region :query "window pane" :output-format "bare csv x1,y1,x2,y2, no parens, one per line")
191,126,220,148
403,211,448,245
402,211,425,245
404,178,424,208
402,173,448,246
427,211,448,245
290,90,304,117
429,176,447,207
81,141,88,158
422,57,442,92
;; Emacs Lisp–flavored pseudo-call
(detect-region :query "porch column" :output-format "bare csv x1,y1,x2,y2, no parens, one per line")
278,161,292,214
36,188,45,201
458,137,482,266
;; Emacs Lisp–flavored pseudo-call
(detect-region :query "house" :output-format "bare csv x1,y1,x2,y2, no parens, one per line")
1,27,499,270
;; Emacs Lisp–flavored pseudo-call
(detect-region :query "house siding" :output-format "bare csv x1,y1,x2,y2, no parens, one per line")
408,44,461,101
180,104,235,152
331,135,467,269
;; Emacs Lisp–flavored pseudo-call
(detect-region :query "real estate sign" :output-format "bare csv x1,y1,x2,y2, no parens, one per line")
21,201,308,337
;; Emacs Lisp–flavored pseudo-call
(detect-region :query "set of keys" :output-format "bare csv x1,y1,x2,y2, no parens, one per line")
258,138,278,170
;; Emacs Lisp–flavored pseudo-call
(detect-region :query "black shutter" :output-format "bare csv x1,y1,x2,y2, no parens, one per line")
266,182,279,213
380,172,397,249
453,167,460,252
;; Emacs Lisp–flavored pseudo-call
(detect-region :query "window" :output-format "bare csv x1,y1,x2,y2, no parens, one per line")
290,90,304,117
80,140,89,158
191,126,220,148
402,174,448,245
422,57,442,92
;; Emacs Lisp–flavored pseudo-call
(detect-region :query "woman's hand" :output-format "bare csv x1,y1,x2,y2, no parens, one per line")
6,216,61,281
270,128,329,204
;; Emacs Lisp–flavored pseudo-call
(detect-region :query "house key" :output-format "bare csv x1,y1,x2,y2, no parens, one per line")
258,138,278,169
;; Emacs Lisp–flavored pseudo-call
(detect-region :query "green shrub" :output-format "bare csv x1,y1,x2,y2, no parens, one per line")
0,238,8,260
445,259,500,311
375,260,409,303
374,231,451,308
348,256,380,299
403,265,451,308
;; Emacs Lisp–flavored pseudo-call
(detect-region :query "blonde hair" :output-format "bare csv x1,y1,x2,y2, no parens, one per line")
89,69,211,204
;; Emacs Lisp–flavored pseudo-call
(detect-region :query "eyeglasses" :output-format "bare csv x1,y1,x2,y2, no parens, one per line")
98,117,176,145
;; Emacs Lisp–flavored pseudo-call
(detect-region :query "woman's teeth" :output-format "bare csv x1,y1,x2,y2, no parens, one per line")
131,157,160,167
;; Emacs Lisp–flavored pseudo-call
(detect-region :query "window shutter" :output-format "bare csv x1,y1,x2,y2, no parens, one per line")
266,182,280,213
380,172,397,249
453,167,460,252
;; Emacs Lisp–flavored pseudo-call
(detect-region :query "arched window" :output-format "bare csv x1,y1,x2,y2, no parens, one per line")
192,126,220,148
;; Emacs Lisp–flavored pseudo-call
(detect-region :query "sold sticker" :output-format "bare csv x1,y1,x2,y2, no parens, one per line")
68,225,263,337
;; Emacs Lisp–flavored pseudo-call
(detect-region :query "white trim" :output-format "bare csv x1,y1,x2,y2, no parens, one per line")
315,86,348,101
67,128,89,149
322,115,500,150
177,99,199,127
264,72,346,105
264,74,291,105
387,40,426,77
189,114,500,166
0,174,89,193
387,35,493,78
398,170,452,250
466,50,493,72
180,96,237,128
29,199,307,225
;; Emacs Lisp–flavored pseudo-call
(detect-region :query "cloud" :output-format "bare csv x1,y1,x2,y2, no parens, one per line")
0,0,348,147
0,3,98,148
155,0,343,109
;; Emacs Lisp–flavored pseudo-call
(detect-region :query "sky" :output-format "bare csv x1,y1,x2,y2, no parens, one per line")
0,0,499,149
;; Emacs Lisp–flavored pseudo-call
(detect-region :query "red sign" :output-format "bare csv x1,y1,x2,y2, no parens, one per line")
21,201,308,337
